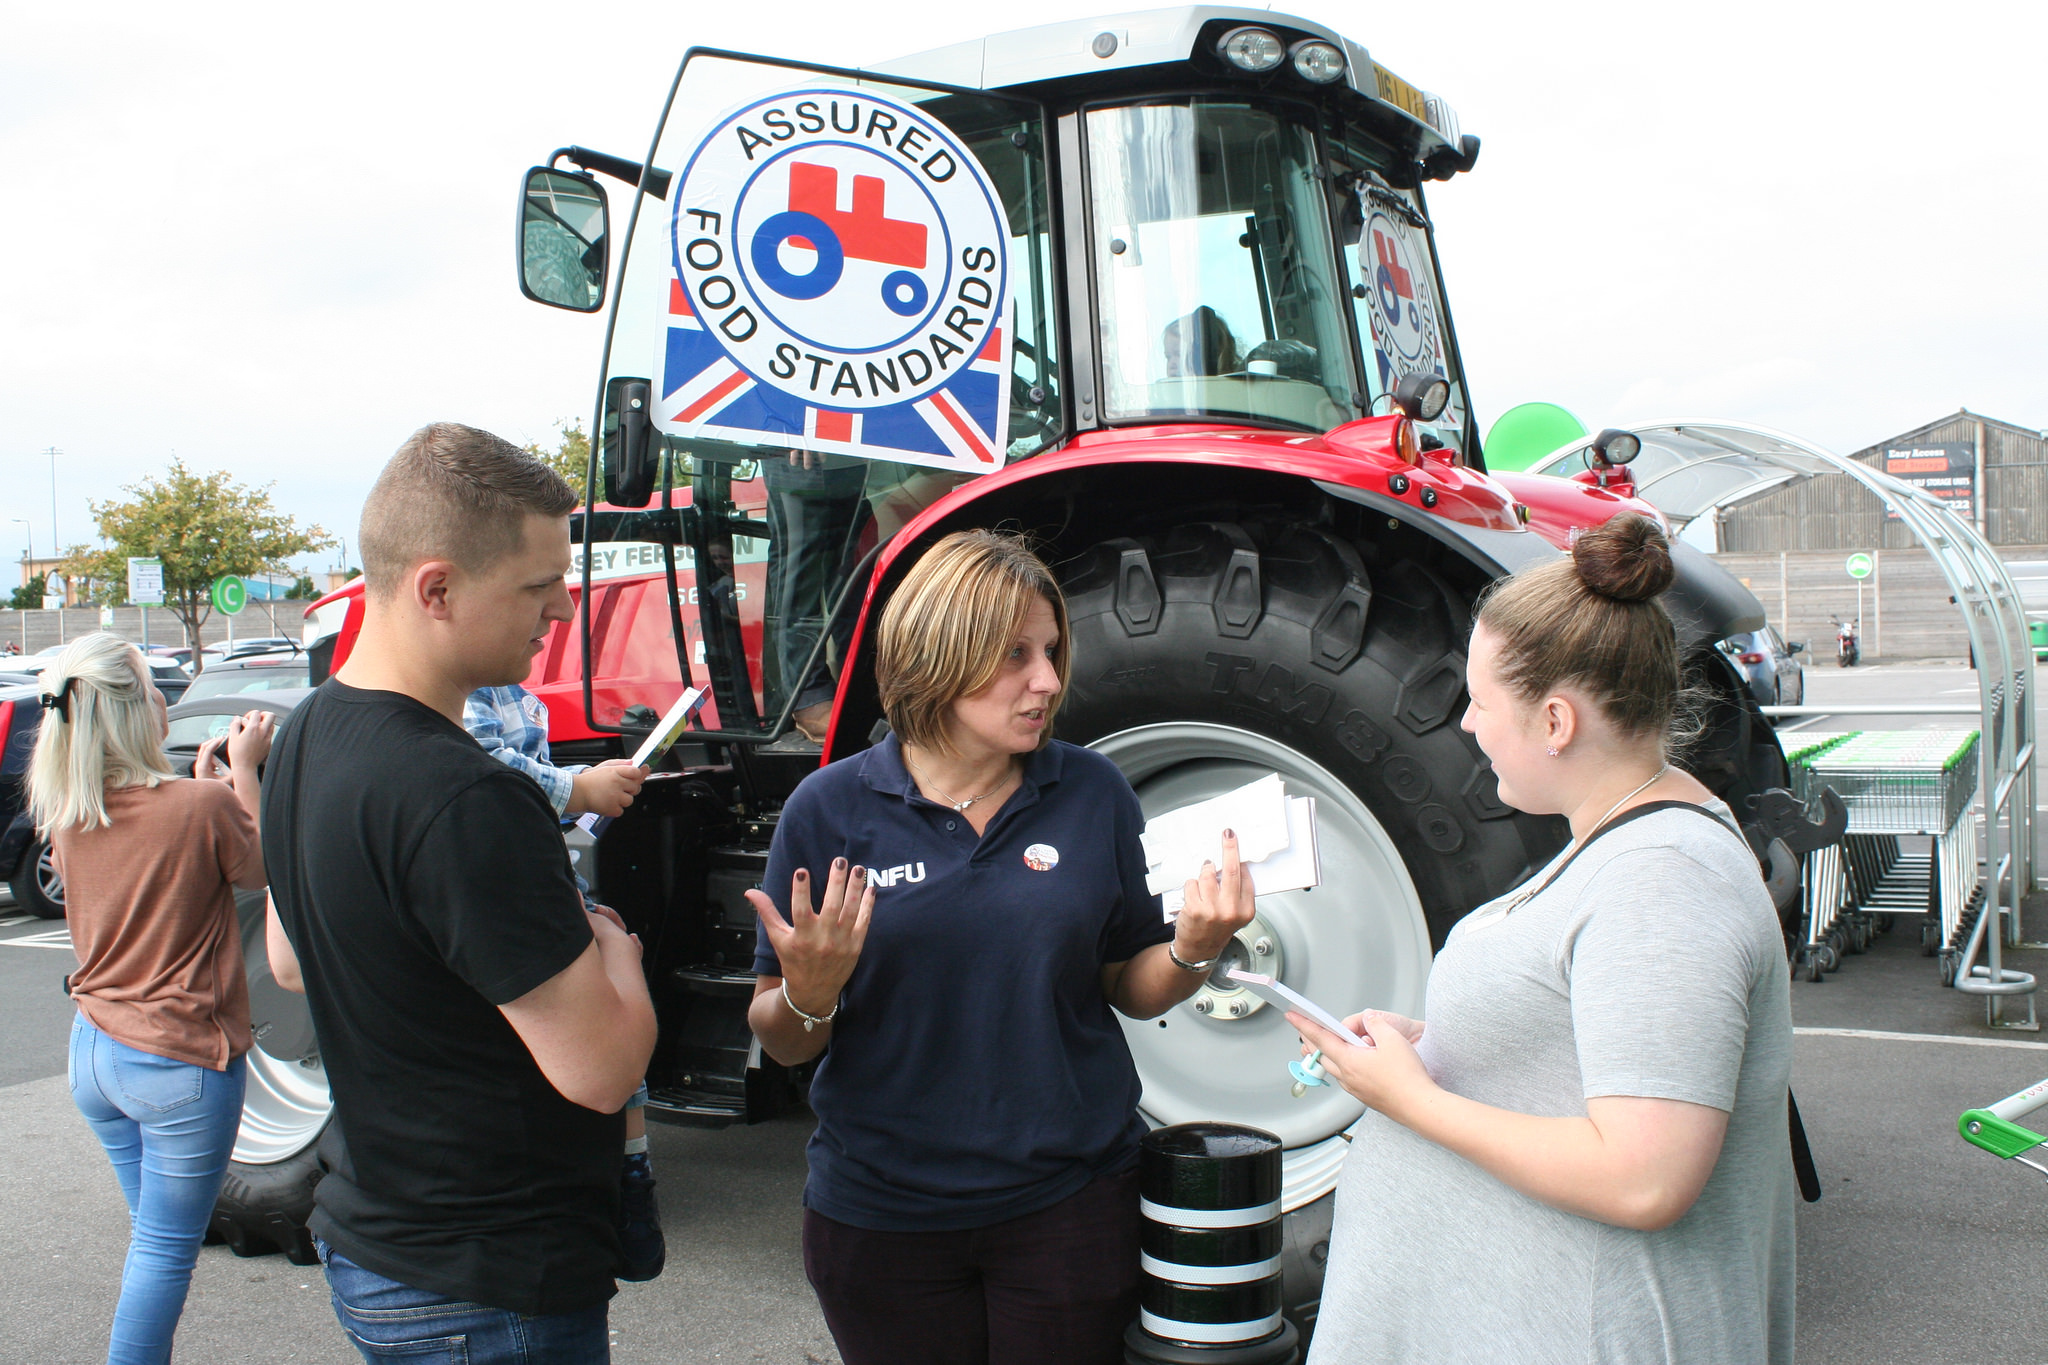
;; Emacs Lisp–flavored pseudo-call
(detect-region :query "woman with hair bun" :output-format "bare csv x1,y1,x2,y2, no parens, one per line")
27,632,274,1365
1298,514,1794,1364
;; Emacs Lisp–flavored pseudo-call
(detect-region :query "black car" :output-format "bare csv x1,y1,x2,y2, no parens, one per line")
0,679,58,917
0,683,307,922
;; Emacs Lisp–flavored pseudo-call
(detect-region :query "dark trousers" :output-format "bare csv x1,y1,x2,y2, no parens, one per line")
803,1167,1142,1365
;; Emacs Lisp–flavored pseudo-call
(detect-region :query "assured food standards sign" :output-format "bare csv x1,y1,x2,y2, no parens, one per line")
659,86,1012,474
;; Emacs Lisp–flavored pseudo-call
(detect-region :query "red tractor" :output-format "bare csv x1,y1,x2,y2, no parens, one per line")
228,8,1786,1332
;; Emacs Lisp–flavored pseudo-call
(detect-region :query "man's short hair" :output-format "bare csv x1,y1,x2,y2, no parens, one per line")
359,423,578,597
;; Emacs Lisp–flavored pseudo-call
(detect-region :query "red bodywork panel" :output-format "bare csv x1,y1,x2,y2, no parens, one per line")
310,420,1653,755
813,420,1529,755
303,486,770,744
1492,470,1666,552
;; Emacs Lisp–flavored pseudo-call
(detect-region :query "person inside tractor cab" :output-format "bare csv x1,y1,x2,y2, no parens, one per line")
1160,305,1241,378
763,448,868,743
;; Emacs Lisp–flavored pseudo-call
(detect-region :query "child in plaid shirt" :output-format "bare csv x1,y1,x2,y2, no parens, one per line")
463,683,665,1282
464,684,646,820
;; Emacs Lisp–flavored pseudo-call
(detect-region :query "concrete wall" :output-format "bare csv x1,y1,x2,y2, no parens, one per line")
0,603,307,657
1712,547,2045,662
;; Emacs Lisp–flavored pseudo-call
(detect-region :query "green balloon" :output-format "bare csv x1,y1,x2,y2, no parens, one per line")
1483,402,1589,473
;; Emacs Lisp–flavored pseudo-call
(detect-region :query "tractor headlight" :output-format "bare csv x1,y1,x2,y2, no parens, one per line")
1290,40,1346,84
1218,27,1286,73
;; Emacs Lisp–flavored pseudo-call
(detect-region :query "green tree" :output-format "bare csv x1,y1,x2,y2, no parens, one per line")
524,421,592,501
55,543,125,607
7,573,46,611
62,461,331,670
284,574,318,600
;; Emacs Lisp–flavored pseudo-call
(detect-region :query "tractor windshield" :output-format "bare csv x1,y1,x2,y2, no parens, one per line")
1089,101,1358,431
1087,99,1466,444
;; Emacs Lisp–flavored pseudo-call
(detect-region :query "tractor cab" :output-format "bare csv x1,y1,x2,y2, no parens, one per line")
518,7,1485,754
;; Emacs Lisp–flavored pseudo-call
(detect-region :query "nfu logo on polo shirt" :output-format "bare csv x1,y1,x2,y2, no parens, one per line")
869,863,927,888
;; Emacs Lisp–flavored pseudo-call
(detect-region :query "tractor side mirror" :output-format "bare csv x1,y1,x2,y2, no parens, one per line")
603,377,657,508
518,168,609,312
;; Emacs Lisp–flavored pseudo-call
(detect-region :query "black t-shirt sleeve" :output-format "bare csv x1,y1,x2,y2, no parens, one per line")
1101,766,1171,964
404,770,594,1006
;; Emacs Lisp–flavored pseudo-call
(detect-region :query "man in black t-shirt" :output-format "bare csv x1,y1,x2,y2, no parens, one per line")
263,423,656,1363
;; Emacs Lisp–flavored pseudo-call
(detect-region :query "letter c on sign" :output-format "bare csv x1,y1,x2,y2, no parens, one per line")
751,211,843,301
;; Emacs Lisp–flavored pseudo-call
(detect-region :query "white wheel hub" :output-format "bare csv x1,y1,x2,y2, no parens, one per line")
1089,722,1432,1210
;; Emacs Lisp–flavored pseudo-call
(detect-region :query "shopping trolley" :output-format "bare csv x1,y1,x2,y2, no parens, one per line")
1959,1075,2048,1182
1789,730,1981,982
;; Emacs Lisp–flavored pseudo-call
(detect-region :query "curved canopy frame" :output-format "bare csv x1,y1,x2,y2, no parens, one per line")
1533,421,2036,1006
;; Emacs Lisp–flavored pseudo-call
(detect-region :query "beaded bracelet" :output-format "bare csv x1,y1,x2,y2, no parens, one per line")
781,983,841,1033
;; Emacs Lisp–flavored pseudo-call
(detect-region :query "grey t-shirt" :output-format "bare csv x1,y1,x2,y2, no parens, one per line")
1309,800,1795,1365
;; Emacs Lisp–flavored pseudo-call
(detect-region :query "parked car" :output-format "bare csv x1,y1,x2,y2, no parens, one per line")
0,678,58,917
180,651,312,703
162,689,311,777
1719,626,1805,707
0,673,298,921
10,652,192,706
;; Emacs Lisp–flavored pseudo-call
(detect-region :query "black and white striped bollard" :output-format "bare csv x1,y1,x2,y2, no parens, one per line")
1124,1122,1301,1365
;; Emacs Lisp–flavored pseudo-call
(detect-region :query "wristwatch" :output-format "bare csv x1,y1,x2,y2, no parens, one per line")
1168,942,1218,973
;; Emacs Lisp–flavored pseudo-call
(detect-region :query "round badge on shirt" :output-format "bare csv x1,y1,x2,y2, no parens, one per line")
1023,843,1059,872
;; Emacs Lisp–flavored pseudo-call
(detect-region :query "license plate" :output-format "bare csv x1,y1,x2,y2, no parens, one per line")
1374,64,1430,124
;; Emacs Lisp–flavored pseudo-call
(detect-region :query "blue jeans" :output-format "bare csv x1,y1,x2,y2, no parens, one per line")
318,1239,611,1364
69,1013,248,1365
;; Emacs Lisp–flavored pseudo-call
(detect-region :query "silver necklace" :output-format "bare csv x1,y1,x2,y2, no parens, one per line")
1493,763,1672,920
906,756,1016,813
1582,763,1673,839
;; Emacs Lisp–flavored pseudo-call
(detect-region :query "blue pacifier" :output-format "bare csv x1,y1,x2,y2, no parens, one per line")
1289,1049,1328,1098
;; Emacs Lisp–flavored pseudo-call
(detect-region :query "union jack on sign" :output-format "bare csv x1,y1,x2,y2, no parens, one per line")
656,86,1013,476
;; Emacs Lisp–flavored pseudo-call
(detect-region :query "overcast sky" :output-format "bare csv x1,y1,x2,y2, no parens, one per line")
4,0,2041,580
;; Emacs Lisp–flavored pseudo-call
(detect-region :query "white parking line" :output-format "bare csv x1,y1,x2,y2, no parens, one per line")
0,929,73,951
0,915,30,929
1796,1026,2048,1052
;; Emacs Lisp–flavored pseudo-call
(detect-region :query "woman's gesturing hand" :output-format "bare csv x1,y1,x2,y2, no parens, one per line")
1174,828,1259,963
746,858,874,1015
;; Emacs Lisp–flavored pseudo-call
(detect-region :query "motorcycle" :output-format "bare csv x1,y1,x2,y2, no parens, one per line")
1834,617,1860,668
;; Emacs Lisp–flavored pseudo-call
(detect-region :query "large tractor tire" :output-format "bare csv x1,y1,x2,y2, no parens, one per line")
9,837,67,919
1055,520,1565,1338
208,888,331,1265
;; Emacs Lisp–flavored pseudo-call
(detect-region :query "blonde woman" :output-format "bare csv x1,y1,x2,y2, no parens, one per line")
746,530,1257,1365
29,633,273,1365
1296,515,1794,1364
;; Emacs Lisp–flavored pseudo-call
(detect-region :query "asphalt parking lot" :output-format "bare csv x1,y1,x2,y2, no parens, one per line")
4,659,2048,1364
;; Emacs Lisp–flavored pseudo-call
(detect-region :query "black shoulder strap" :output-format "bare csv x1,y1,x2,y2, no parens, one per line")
1789,1092,1822,1202
1565,799,1822,1200
1516,799,1732,903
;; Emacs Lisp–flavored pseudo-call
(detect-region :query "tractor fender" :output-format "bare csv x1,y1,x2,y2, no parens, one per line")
821,449,1769,759
820,442,1535,761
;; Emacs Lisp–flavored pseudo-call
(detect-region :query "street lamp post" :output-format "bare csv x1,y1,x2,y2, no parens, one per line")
8,518,28,653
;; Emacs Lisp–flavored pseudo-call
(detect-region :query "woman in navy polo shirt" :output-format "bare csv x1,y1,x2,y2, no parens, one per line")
746,529,1257,1365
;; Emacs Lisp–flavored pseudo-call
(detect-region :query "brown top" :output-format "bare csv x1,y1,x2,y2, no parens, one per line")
54,779,264,1069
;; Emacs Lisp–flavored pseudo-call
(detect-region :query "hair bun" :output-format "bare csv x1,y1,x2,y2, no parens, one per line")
1572,513,1674,603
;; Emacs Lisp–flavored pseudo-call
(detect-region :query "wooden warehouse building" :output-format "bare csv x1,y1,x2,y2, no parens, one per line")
1710,411,2046,661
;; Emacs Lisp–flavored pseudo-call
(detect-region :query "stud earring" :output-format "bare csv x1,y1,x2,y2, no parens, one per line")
1546,745,1560,757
